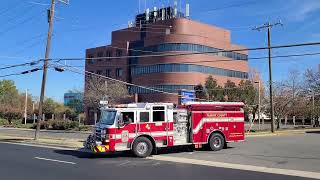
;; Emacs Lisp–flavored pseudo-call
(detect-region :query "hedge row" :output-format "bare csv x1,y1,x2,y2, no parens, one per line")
32,120,78,130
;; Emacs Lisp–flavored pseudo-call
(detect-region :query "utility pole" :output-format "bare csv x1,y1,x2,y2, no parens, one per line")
35,0,68,140
255,81,261,130
253,21,283,133
312,90,315,126
24,89,28,125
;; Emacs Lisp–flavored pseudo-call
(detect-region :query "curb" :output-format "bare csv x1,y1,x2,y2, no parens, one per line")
0,134,83,149
246,128,320,137
0,127,92,134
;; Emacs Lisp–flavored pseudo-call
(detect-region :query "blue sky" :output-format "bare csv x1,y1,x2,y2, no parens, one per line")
0,0,320,102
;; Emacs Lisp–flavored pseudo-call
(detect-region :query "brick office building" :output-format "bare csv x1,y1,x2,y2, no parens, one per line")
85,6,248,122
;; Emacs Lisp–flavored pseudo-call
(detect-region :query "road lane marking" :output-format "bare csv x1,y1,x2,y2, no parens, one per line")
0,141,75,150
34,157,76,165
148,156,320,179
117,160,131,166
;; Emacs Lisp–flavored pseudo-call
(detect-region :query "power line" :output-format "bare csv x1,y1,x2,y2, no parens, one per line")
0,0,26,16
0,9,46,37
52,61,208,101
0,68,42,78
1,4,37,27
55,51,320,68
0,60,40,71
196,0,259,16
48,41,320,61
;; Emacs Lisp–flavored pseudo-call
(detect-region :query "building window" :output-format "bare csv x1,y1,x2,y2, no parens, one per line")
131,64,248,79
116,50,122,57
130,85,195,94
116,68,123,77
106,51,112,57
87,54,94,64
143,43,248,61
97,51,103,62
106,69,111,77
152,106,165,122
96,70,102,75
140,112,150,123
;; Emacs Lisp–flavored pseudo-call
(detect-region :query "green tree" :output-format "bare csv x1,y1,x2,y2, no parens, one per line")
238,80,256,105
194,84,207,100
205,76,224,101
224,80,238,101
0,80,21,107
43,98,57,119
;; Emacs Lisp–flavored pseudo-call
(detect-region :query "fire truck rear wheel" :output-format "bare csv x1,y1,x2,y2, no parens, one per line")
132,137,153,158
209,133,225,151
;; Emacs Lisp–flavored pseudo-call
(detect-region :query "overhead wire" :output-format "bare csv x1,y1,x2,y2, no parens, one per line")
0,9,47,37
0,0,26,16
52,61,209,101
0,60,40,71
61,51,320,68
49,41,320,61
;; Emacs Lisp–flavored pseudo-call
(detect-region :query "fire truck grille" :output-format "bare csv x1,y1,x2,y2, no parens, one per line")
95,128,102,141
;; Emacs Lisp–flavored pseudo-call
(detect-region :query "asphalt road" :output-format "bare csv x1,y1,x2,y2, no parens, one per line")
160,132,320,173
0,141,316,180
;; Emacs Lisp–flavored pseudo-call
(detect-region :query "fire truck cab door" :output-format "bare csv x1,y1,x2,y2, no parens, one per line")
137,110,151,135
117,111,136,143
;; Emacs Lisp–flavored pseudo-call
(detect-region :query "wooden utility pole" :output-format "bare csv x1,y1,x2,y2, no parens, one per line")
253,21,283,133
35,0,55,140
35,0,68,140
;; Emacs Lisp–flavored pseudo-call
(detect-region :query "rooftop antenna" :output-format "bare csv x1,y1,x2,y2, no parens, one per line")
174,0,177,17
185,3,190,18
139,0,141,13
145,0,147,11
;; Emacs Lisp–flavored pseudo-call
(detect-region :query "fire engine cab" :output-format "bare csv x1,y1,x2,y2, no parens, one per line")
84,102,245,157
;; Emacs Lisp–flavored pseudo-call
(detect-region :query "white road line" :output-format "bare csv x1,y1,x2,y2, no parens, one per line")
117,160,131,166
148,156,320,180
34,157,76,165
0,141,75,150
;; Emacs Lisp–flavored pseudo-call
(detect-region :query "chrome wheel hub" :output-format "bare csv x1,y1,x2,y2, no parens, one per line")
136,142,148,155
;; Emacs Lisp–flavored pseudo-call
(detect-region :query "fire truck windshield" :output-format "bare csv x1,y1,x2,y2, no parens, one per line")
100,110,117,125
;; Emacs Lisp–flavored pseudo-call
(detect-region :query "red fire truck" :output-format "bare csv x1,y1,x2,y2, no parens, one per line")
84,102,245,157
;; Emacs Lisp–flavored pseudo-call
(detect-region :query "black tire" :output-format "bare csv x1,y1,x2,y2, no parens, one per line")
132,137,153,158
209,133,225,151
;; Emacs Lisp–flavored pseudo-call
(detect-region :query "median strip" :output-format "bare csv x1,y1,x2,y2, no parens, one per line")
148,156,320,179
34,157,76,165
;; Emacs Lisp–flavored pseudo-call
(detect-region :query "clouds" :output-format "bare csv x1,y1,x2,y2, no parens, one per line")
288,0,320,22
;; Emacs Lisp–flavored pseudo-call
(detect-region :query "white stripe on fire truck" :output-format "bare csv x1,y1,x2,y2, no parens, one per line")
113,131,174,140
193,117,243,134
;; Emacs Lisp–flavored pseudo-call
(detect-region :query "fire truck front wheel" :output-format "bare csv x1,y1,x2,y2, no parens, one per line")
132,137,153,158
209,133,225,151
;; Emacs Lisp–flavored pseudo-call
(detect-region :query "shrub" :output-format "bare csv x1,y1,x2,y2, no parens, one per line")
0,106,23,124
32,121,49,129
51,120,78,130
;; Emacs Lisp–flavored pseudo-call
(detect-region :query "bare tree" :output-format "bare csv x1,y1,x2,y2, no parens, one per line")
84,76,129,109
270,82,292,129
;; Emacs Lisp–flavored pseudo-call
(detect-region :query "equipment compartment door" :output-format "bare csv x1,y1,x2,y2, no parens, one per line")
192,112,207,143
